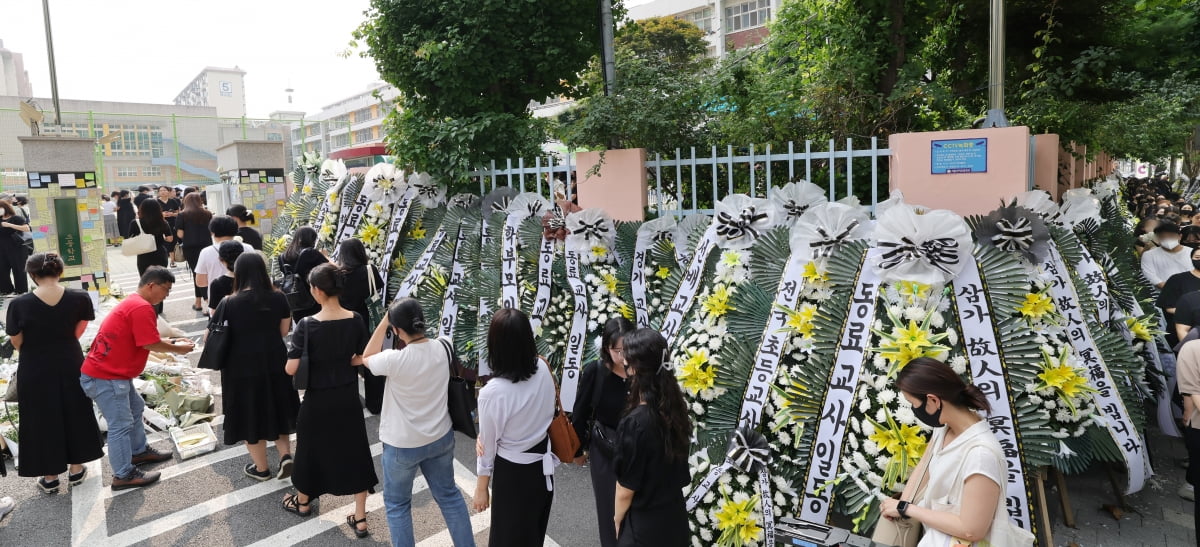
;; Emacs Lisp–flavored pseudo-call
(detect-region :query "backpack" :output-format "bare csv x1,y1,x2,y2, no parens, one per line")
278,250,315,310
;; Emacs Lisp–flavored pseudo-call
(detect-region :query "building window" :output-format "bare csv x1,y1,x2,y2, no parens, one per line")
351,106,374,123
331,133,350,149
678,7,713,33
142,166,161,177
353,128,373,144
267,132,283,142
117,167,138,177
725,0,771,32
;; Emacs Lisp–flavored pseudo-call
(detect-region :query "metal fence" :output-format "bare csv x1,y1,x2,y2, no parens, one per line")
468,138,893,217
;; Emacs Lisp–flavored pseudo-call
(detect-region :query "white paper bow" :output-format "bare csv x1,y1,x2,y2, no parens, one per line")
871,206,972,285
636,216,678,250
362,163,406,205
770,181,827,223
1055,190,1101,229
482,187,520,216
408,173,446,208
713,195,781,250
506,193,550,220
448,193,478,209
1094,181,1120,199
1013,190,1058,219
319,159,347,187
789,202,872,262
673,214,711,257
565,208,615,254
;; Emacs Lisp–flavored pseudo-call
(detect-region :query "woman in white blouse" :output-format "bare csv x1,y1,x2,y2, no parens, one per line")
879,357,1033,547
472,308,557,546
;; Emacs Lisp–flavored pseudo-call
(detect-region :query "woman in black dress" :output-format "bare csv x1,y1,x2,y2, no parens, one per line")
5,252,103,493
613,328,691,547
226,205,263,250
206,241,246,315
283,263,377,534
278,226,328,323
116,190,135,239
0,200,31,295
176,192,213,311
336,238,385,414
572,317,636,547
128,199,174,314
216,252,300,481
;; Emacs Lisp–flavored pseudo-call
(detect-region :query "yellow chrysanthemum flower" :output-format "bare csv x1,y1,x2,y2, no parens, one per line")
1124,316,1161,342
655,266,671,280
677,349,715,393
720,250,743,268
358,223,383,246
592,245,608,257
618,303,635,321
1018,292,1054,320
1036,347,1098,415
897,281,931,303
869,422,927,467
714,494,762,546
802,261,828,283
784,303,818,338
318,223,334,239
409,220,427,240
702,285,735,318
602,273,620,295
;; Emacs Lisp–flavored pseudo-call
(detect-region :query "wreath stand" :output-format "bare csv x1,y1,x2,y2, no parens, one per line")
1035,466,1079,547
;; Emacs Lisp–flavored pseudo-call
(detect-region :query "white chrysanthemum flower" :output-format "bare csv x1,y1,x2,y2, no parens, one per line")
853,452,870,470
863,439,880,456
858,398,871,413
949,356,968,375
894,406,917,425
699,528,713,542
946,328,958,346
875,408,888,423
930,312,945,328
903,306,925,322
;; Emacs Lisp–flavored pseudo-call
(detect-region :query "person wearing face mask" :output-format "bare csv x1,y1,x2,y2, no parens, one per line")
879,358,1033,547
1142,222,1192,290
1184,226,1200,249
1181,204,1196,226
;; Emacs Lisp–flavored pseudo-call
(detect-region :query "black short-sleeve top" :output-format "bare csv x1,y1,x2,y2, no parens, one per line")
287,315,368,390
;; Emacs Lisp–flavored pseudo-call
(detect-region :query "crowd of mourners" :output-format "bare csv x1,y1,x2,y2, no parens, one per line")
2,185,1043,546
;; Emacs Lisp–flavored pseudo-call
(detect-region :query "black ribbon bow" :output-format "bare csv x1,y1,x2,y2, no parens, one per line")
878,236,960,275
715,207,769,242
782,200,811,221
728,427,772,474
991,217,1034,253
809,220,861,258
572,218,610,242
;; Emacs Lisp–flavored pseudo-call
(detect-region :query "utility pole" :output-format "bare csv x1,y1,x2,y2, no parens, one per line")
599,0,616,97
42,0,63,127
981,0,1009,128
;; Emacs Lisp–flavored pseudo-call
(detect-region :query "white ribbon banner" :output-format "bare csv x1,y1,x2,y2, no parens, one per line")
630,247,651,328
396,228,449,300
682,256,806,544
1043,248,1149,494
529,236,555,333
660,225,718,344
378,189,418,287
561,250,589,409
439,224,468,339
477,216,495,375
1074,245,1116,324
501,214,523,309
332,187,370,259
800,251,878,522
954,257,1034,532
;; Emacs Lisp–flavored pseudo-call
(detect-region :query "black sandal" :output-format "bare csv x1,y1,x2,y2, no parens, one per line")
282,492,313,517
346,515,369,538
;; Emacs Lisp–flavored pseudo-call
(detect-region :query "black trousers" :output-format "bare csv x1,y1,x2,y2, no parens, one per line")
589,436,619,547
490,453,554,547
182,245,205,298
0,243,28,294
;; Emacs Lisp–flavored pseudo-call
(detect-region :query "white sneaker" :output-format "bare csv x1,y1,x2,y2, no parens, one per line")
1179,484,1195,501
0,496,14,521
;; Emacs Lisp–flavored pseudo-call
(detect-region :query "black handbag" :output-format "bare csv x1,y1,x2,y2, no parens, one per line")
440,338,477,438
280,251,315,311
197,299,231,370
588,365,620,460
293,318,312,390
365,264,385,328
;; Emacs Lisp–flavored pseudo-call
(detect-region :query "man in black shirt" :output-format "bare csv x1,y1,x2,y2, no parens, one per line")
1161,245,1200,347
132,185,153,208
157,186,182,266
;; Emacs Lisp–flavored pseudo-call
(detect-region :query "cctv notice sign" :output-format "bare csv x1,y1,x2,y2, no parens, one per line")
931,138,988,174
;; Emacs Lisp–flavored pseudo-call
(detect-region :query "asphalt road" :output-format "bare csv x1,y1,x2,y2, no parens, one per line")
0,249,604,547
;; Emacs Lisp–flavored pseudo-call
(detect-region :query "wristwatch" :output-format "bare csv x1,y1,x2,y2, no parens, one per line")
897,500,910,518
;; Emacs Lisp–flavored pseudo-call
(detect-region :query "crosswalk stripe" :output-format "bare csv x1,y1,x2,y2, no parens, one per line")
70,460,108,547
103,442,385,547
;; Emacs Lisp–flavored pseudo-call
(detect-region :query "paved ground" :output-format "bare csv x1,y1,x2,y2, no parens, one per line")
0,248,1193,546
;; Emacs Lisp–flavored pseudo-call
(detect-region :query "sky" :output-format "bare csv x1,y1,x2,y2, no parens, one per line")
0,0,383,118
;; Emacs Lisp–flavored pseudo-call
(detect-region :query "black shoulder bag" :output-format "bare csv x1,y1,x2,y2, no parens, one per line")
588,364,620,460
197,298,232,370
440,338,477,438
281,249,316,310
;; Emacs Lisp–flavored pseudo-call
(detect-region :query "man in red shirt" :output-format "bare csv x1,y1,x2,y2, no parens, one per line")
80,267,195,490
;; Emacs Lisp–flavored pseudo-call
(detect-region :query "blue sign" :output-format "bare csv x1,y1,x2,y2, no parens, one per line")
931,138,988,174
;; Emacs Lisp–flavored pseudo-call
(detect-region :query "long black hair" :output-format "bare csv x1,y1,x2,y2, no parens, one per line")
337,238,370,272
600,317,635,370
487,308,538,382
231,252,276,296
137,198,169,234
622,328,691,464
896,357,991,414
283,226,318,263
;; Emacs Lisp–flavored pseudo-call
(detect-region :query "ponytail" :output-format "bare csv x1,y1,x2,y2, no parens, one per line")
959,384,992,414
897,357,992,415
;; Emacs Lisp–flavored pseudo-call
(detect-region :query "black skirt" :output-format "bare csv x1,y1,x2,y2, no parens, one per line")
489,453,554,547
221,373,300,445
291,384,377,497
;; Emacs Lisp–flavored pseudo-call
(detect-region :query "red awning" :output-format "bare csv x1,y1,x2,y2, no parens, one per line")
329,144,389,160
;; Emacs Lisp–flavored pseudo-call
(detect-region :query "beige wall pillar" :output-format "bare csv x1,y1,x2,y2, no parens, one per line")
1033,134,1061,200
215,140,288,235
575,149,649,221
888,126,1031,216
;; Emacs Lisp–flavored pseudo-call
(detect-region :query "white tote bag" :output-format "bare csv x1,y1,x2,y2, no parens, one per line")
121,219,158,256
919,438,1035,547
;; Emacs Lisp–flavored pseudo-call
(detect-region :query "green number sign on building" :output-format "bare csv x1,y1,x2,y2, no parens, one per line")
54,197,83,266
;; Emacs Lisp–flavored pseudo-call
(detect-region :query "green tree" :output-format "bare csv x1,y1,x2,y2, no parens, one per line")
353,0,605,187
555,16,713,151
